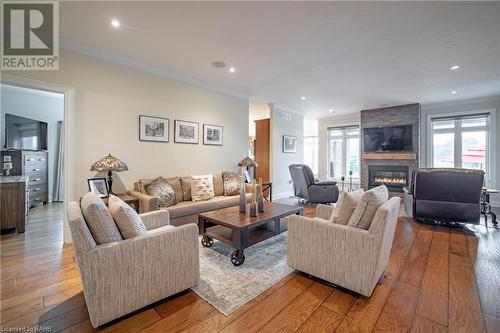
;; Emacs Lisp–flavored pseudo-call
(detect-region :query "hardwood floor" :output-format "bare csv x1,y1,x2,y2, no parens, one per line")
1,202,499,333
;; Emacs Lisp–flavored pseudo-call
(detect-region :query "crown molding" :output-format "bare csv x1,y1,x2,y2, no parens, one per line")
61,39,251,101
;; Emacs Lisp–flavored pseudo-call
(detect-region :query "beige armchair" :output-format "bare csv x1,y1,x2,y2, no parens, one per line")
68,202,199,327
287,197,400,297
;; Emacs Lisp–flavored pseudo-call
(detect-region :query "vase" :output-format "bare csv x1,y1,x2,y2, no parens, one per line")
239,181,246,213
256,183,264,212
249,184,258,217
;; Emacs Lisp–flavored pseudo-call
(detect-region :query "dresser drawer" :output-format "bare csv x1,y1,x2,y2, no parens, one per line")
30,191,47,206
24,154,47,165
28,175,47,186
29,185,46,195
25,167,47,179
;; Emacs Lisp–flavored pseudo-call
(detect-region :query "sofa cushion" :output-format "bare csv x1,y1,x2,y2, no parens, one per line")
191,175,215,201
146,177,177,208
80,192,123,244
348,185,389,230
329,189,364,225
164,195,248,218
222,171,243,196
108,195,147,239
180,176,192,201
213,174,224,196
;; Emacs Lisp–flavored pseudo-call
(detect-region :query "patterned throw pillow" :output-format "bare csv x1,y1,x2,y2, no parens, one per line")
191,175,215,201
108,195,147,239
329,189,364,225
146,177,177,207
347,185,389,230
222,171,243,196
137,180,148,194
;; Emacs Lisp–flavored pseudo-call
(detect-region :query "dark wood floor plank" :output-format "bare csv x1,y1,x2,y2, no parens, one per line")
296,306,343,333
415,228,449,326
219,275,313,333
448,254,486,333
259,281,333,333
410,315,446,333
373,281,419,333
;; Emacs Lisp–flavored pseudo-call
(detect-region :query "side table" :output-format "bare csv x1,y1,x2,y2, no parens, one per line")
481,188,498,226
102,194,140,213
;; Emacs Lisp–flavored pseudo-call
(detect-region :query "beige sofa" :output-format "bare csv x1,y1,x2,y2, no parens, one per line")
68,202,199,327
130,174,253,226
287,197,401,297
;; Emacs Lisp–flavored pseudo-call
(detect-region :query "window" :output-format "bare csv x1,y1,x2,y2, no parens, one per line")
327,126,360,179
303,136,319,176
430,113,492,186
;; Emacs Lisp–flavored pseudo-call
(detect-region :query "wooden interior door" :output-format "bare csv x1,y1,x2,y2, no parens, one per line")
254,119,270,190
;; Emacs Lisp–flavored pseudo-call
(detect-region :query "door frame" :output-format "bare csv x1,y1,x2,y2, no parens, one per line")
2,74,76,244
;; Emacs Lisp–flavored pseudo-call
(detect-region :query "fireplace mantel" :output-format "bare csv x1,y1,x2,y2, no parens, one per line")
362,153,417,160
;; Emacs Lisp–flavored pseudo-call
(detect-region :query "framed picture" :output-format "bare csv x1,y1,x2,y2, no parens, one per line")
139,115,169,142
88,178,109,198
203,124,223,146
174,120,199,144
282,135,297,153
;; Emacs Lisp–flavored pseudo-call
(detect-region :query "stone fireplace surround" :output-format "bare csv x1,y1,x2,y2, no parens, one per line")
360,104,421,195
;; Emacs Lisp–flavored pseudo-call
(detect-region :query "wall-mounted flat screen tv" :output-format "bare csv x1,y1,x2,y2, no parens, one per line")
4,113,48,150
363,124,412,152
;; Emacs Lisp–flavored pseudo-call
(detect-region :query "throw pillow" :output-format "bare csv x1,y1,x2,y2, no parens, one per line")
165,176,184,203
137,180,148,194
191,175,215,201
213,174,224,196
80,192,123,244
146,177,177,207
329,189,364,225
180,176,192,201
222,171,243,196
108,195,147,239
347,185,389,230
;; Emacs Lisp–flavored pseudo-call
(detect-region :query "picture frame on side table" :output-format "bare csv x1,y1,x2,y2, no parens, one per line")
174,120,199,144
88,178,109,198
139,115,169,142
282,135,297,153
203,124,223,146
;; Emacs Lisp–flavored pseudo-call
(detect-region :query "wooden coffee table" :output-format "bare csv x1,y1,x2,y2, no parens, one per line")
198,202,303,266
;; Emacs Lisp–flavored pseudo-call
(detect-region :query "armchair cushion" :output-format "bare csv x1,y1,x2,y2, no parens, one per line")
348,185,388,230
329,189,364,225
80,192,123,244
108,195,147,239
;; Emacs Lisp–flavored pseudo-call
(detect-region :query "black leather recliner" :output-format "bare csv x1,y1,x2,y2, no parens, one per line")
411,168,484,224
289,164,339,204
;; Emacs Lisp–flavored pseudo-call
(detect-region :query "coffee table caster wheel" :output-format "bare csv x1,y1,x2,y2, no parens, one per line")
201,235,213,247
231,250,245,266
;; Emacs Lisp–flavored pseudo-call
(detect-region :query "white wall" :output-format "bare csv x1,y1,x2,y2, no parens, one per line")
421,95,500,204
1,85,64,201
271,107,303,199
317,113,360,180
6,49,249,197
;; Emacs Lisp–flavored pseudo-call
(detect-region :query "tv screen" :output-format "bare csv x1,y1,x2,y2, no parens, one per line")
4,113,48,150
363,124,412,152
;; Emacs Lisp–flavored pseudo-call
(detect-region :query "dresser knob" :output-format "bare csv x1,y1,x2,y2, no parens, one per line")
33,168,40,171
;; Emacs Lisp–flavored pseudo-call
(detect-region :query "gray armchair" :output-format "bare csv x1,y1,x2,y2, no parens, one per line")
289,164,339,204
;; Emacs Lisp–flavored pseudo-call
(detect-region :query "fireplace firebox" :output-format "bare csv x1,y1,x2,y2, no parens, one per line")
368,165,409,192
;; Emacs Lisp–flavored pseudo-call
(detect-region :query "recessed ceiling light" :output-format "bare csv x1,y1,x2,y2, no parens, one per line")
329,109,334,113
452,90,457,95
450,65,460,71
229,67,235,73
111,19,120,28
301,96,307,101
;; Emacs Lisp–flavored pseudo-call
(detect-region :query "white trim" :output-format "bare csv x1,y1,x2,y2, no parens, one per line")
1,74,76,244
272,192,294,201
425,108,496,188
61,40,250,101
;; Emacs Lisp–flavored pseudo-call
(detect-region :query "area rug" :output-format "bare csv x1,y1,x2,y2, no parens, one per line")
191,231,293,315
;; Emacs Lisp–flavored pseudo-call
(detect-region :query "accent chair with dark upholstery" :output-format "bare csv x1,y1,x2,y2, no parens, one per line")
410,168,484,224
289,164,339,204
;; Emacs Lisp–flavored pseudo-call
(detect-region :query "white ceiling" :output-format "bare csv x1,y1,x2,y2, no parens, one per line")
60,1,500,118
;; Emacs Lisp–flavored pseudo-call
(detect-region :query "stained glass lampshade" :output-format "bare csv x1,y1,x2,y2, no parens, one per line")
90,154,128,194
